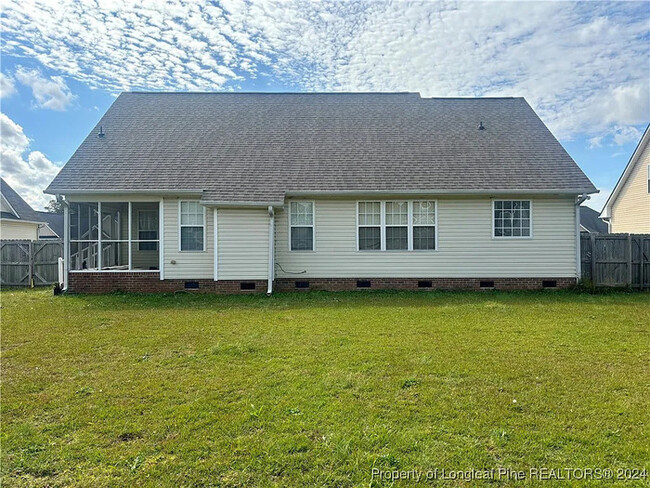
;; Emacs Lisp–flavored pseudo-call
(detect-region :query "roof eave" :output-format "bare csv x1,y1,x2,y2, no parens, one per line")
285,188,598,197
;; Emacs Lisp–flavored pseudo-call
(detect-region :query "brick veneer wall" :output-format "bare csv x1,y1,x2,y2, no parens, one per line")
68,272,267,294
68,272,575,294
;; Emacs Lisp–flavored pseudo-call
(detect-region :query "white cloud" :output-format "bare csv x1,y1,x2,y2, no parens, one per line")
14,67,75,111
0,1,648,141
0,72,16,98
0,113,61,209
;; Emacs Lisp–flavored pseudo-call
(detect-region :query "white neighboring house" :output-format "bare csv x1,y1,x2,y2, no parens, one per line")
600,125,650,233
0,178,62,240
45,93,598,294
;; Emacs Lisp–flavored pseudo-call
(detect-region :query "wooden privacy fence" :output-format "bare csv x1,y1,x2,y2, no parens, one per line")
581,234,650,288
0,240,63,287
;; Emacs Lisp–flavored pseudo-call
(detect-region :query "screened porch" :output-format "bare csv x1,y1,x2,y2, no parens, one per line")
69,202,160,271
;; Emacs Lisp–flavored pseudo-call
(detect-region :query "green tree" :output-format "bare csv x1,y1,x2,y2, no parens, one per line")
44,199,64,214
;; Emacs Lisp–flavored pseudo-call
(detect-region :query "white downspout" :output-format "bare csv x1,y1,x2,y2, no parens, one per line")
267,206,275,296
575,194,589,281
61,197,70,291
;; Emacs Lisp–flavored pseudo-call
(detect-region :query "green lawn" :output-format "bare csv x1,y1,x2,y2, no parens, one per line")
1,289,649,487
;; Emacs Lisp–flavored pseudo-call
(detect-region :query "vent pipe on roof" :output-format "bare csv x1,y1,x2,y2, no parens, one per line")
98,126,105,137
478,121,485,130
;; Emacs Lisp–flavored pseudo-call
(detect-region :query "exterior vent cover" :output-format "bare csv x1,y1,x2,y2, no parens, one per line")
418,280,432,288
184,281,199,289
542,280,557,288
295,281,309,289
480,280,495,289
240,282,256,290
356,280,371,288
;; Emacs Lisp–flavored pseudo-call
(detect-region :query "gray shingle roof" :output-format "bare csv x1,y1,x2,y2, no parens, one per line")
580,206,608,233
1,178,46,223
46,93,596,203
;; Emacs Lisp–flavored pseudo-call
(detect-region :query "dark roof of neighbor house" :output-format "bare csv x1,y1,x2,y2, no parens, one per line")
37,211,64,237
580,205,608,233
46,93,597,203
0,178,46,223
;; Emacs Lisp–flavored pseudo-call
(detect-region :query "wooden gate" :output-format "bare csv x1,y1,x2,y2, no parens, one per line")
0,240,63,287
581,234,650,288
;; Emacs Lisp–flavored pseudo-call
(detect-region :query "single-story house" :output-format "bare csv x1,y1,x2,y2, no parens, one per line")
579,206,608,234
1,178,61,240
45,93,597,294
600,125,650,233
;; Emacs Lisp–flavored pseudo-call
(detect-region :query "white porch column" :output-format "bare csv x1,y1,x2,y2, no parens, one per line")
159,199,165,280
63,201,69,290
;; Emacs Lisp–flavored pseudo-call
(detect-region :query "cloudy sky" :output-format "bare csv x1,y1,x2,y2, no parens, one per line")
1,0,648,211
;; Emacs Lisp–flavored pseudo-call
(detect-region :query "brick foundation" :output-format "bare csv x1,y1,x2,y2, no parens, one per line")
68,272,575,294
275,277,576,292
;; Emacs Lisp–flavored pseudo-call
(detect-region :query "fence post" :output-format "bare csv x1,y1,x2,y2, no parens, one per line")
590,233,596,283
642,237,646,289
627,234,633,287
28,240,34,288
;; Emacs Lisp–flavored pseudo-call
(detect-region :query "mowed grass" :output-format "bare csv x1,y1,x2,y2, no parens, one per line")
1,289,649,487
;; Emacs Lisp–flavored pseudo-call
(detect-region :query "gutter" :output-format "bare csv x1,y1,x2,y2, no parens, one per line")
575,194,589,280
267,206,275,296
45,189,204,196
285,188,599,197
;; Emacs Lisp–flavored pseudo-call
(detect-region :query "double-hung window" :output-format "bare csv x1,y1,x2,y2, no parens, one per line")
493,200,531,238
138,210,158,251
289,201,314,251
179,201,205,251
358,202,382,250
385,202,408,250
358,201,436,251
412,201,436,250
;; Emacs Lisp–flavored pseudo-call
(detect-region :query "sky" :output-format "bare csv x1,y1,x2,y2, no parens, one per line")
0,0,648,212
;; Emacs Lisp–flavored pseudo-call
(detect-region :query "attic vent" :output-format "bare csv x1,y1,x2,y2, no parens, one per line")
478,121,485,130
98,126,105,138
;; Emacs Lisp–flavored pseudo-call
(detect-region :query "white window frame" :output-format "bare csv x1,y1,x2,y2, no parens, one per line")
288,200,316,252
357,201,383,251
411,200,438,251
492,199,533,239
137,209,159,252
356,200,438,252
178,200,207,252
384,200,409,251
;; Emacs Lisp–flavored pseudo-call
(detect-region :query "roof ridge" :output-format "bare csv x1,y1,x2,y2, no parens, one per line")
121,91,421,96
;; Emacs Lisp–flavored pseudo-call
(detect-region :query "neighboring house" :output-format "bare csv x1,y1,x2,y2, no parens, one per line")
0,178,61,240
600,125,650,233
45,93,597,294
580,206,608,234
37,211,64,239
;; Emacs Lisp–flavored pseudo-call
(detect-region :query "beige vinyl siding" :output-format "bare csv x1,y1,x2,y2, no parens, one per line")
217,208,269,280
0,220,40,240
163,198,213,279
275,196,577,278
611,142,650,233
